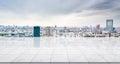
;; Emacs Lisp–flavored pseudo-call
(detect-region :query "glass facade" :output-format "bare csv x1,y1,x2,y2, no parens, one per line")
106,19,113,32
34,26,40,37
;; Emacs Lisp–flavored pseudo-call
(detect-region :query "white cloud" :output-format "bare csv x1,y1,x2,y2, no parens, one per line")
0,10,119,27
0,0,120,27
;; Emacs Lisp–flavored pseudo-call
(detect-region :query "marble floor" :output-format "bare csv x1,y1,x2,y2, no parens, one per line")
0,37,120,63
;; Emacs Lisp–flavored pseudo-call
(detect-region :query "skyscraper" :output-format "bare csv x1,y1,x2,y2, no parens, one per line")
106,19,113,33
45,26,53,36
96,24,101,34
34,26,40,37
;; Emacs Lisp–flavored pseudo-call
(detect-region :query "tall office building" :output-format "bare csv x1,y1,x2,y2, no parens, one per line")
34,26,40,37
96,24,100,30
64,27,69,33
106,19,113,32
45,26,53,36
96,24,101,34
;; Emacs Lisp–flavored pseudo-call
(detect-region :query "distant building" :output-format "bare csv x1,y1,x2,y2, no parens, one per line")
34,26,40,37
96,24,101,34
116,27,120,33
106,19,113,33
45,26,53,36
64,27,69,33
96,24,100,30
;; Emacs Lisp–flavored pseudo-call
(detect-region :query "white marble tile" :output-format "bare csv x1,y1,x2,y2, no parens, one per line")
0,37,120,62
67,50,83,55
7,50,24,54
112,50,120,54
0,54,19,62
53,50,67,55
31,54,51,62
68,54,88,62
13,54,35,62
51,54,69,62
96,49,113,55
85,54,106,62
81,50,98,55
0,50,11,54
102,54,120,62
37,50,53,55
22,50,39,55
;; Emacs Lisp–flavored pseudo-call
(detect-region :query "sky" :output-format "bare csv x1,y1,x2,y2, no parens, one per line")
0,0,120,27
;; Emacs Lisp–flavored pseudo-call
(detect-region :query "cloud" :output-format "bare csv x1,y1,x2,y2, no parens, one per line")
0,0,120,15
0,0,119,27
89,0,120,12
0,0,98,15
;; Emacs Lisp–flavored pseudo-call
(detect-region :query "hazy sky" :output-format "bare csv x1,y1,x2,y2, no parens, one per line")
0,0,120,27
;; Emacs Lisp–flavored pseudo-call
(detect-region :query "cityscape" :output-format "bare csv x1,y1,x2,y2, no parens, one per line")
0,0,120,64
0,19,120,37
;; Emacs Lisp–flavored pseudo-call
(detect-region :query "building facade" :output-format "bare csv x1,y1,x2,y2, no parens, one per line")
45,27,53,36
34,26,40,37
106,19,113,33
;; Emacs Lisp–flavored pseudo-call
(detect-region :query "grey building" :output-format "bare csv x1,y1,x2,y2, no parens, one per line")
106,19,113,32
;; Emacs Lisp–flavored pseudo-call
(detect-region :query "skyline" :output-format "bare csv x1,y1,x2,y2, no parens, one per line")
0,0,120,27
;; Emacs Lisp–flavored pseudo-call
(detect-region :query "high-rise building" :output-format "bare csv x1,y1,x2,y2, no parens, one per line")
96,24,100,30
106,19,113,32
96,24,101,34
45,26,53,36
64,27,69,33
34,26,40,37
